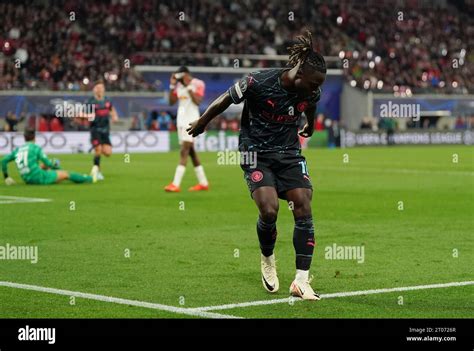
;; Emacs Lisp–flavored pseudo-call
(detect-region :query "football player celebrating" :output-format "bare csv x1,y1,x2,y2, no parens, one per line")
188,31,325,300
86,80,119,180
165,66,209,192
2,128,95,185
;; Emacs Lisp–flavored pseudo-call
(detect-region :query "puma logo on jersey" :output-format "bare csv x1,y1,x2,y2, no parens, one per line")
248,75,255,86
266,99,276,108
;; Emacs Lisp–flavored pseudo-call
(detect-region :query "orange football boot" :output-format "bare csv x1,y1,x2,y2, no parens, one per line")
164,183,181,192
188,184,209,192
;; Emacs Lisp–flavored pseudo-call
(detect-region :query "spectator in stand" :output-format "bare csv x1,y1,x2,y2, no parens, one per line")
360,116,373,130
454,116,467,130
228,118,239,132
157,111,172,130
146,111,158,130
4,111,25,131
218,116,228,131
50,117,63,131
315,113,326,131
0,1,471,93
379,118,397,145
129,115,142,131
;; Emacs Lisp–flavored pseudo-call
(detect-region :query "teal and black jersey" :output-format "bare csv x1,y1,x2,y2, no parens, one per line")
87,97,113,132
228,69,321,153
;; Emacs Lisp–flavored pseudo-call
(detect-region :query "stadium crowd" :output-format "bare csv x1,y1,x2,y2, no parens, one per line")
0,0,472,94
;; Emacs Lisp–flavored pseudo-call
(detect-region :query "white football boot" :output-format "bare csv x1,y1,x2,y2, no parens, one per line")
289,275,321,301
261,254,279,293
91,165,104,181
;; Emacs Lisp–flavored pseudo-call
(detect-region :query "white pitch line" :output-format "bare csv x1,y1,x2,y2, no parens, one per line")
0,195,52,204
0,201,50,204
191,281,474,312
0,281,241,319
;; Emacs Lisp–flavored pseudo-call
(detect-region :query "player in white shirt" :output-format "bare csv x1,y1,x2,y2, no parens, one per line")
165,66,209,192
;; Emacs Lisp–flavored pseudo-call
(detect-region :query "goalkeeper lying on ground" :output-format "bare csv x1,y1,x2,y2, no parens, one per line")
2,128,96,185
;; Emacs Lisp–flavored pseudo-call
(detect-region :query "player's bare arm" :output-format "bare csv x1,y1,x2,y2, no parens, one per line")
186,92,232,137
76,111,95,119
110,106,119,122
168,74,178,105
299,105,316,138
2,152,16,185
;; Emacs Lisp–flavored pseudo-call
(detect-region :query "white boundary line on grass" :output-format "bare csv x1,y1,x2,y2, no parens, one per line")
0,281,241,319
1,280,472,318
190,281,474,312
0,195,52,204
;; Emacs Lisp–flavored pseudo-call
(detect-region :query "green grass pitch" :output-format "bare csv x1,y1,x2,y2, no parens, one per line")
0,146,473,318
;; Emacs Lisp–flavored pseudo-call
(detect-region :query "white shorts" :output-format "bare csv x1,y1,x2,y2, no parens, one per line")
177,125,194,144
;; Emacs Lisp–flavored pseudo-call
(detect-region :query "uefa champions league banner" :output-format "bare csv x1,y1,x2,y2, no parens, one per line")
0,131,170,154
173,130,329,151
341,130,474,147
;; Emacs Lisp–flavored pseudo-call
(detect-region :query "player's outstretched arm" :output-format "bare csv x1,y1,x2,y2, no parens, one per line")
187,92,232,137
2,152,16,185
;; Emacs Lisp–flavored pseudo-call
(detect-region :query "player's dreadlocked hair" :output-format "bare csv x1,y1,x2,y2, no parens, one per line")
287,30,327,73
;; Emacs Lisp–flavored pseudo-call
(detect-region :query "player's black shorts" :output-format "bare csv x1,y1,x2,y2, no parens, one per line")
90,129,111,146
241,151,312,200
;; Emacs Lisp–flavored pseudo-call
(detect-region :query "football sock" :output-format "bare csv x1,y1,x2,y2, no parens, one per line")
293,216,315,271
69,172,92,183
93,155,101,167
194,165,208,186
172,165,186,187
296,269,309,283
257,216,277,257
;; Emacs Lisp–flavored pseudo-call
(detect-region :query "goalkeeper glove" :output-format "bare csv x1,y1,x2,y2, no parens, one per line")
52,158,61,169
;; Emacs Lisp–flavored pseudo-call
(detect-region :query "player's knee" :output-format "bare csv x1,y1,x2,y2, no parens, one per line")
180,146,190,158
292,201,312,218
56,170,69,182
259,206,278,223
189,149,196,160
